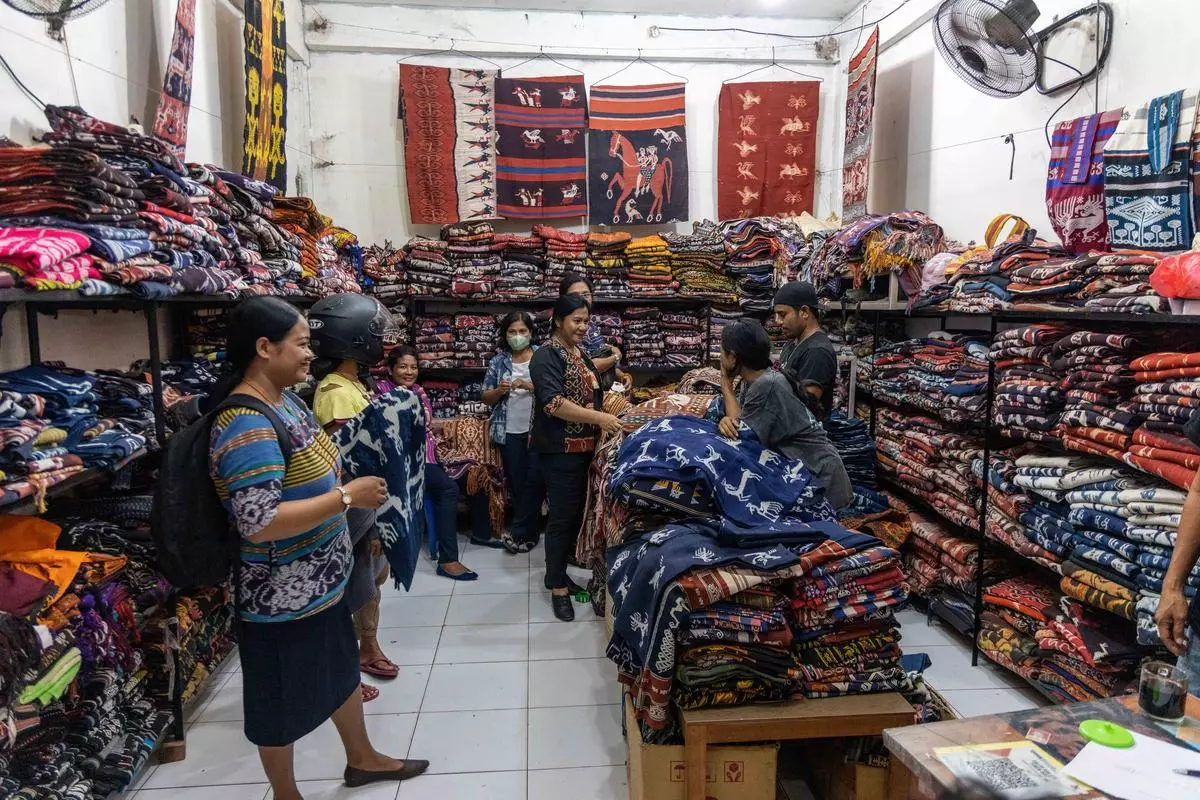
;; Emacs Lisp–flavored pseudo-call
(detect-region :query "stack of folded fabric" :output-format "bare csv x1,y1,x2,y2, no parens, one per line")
415,315,455,368
945,236,1071,314
705,304,741,363
456,381,489,418
405,236,453,296
861,334,989,424
272,196,329,280
423,379,461,420
1005,253,1092,310
622,306,666,368
903,509,997,600
982,450,1063,572
826,412,877,491
874,408,984,530
1083,251,1166,314
494,233,544,300
308,230,364,298
534,225,588,295
445,221,501,299
361,240,406,299
453,313,498,370
720,218,781,313
663,222,737,303
1125,351,1200,488
659,310,705,368
990,325,1070,442
1053,330,1143,460
585,232,631,299
626,234,676,297
591,312,624,355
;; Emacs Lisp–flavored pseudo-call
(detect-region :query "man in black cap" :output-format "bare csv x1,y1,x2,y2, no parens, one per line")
773,280,837,420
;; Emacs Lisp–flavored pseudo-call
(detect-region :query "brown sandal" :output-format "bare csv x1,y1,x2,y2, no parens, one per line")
360,656,399,679
360,682,379,703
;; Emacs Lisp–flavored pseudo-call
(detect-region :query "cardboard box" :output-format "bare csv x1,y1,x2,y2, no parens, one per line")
804,742,887,800
625,697,779,800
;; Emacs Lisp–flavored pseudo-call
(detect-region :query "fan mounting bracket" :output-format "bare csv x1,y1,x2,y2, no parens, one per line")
1034,2,1112,95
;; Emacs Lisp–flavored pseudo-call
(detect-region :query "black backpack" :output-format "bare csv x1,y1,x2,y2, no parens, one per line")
152,393,294,589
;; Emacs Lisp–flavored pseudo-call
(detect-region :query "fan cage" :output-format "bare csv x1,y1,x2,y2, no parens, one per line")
933,0,1040,99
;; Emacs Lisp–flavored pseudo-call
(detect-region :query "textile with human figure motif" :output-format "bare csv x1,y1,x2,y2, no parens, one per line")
495,75,587,219
718,81,819,219
398,65,499,224
241,0,287,191
841,27,878,222
588,83,688,226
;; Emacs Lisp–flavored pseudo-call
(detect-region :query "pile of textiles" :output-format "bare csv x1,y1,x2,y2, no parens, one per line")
272,196,330,279
592,312,624,355
308,230,363,298
1004,252,1093,310
859,333,990,423
404,236,453,296
874,408,984,529
982,450,1064,573
1053,330,1144,461
808,211,944,293
445,221,501,299
902,509,1000,598
456,381,489,418
453,313,498,370
940,236,1071,314
990,324,1070,442
980,575,1144,702
622,306,666,368
415,315,455,369
534,225,587,296
1125,351,1200,489
720,218,785,313
657,310,705,369
585,232,631,299
380,299,411,347
423,379,461,420
626,235,677,297
169,585,234,703
495,233,545,300
1082,252,1166,314
663,222,736,303
705,304,741,363
825,411,879,504
436,416,508,536
361,240,407,300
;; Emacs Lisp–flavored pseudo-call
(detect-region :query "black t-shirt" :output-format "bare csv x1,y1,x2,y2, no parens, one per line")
779,330,837,420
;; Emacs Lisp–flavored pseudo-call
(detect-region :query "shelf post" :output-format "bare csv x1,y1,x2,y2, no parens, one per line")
145,302,168,445
25,306,40,365
971,315,999,666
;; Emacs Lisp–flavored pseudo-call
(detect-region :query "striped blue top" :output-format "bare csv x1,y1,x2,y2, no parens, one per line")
209,393,352,623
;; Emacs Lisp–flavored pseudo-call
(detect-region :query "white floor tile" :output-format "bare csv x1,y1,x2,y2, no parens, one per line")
527,565,593,593
374,626,443,666
457,543,531,570
897,615,969,649
527,766,629,800
267,780,398,800
942,687,1047,718
196,672,244,723
137,786,268,800
529,659,614,708
185,670,235,725
445,593,530,626
529,591,600,624
528,705,624,770
452,566,534,596
378,595,451,629
396,770,526,799
529,622,608,660
408,709,528,774
383,567,454,598
422,662,528,712
923,645,1028,691
435,624,529,664
362,667,431,715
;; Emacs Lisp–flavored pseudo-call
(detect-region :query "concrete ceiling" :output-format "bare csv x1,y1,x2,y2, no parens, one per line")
307,0,861,20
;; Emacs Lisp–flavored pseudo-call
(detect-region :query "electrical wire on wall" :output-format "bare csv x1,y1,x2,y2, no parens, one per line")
0,50,46,109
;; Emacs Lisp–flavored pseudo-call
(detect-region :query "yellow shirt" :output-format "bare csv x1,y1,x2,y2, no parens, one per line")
313,372,370,427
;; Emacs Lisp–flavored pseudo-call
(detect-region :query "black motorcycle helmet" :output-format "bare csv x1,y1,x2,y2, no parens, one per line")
307,293,390,365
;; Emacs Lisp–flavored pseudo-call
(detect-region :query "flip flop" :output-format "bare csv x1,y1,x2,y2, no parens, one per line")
360,682,379,703
360,657,399,679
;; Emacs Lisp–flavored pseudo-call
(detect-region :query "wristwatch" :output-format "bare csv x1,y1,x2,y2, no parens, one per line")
335,485,352,508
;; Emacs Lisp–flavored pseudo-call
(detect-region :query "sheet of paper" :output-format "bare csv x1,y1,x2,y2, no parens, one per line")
1063,731,1200,800
935,741,1086,799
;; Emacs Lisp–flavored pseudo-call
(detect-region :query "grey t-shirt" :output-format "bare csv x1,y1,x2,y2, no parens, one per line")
738,371,853,509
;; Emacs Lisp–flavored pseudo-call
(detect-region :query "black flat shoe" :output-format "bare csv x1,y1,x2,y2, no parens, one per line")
470,536,507,549
551,593,575,622
544,575,586,594
344,760,429,787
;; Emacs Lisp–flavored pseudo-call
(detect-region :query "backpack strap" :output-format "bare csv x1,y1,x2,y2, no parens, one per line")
217,393,296,468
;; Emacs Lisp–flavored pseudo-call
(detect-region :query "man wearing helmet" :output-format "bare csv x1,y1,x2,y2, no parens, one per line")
308,294,399,698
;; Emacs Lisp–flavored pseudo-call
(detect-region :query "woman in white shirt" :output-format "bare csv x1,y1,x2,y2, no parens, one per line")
482,311,546,554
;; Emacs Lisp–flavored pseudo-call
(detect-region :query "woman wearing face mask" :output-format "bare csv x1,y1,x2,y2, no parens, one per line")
530,295,623,621
482,312,546,555
383,346,489,579
208,297,427,798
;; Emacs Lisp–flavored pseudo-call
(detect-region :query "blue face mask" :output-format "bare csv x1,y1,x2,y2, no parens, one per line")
507,334,531,352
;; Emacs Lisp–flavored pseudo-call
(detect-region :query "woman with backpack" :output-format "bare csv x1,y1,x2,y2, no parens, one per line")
208,297,428,798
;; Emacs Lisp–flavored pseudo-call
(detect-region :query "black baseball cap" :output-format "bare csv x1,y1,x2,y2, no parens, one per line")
773,281,819,310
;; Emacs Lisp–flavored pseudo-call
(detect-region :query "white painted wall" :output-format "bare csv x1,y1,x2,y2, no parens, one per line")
837,0,1200,244
0,0,312,370
303,3,846,244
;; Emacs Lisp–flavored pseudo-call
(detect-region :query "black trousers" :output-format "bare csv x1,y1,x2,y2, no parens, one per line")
500,433,545,544
540,451,591,590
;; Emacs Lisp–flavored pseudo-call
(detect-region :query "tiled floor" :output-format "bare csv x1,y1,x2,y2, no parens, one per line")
126,547,1046,800
131,541,628,800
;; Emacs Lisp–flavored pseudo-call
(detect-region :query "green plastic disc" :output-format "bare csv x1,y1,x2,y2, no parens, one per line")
1079,719,1134,748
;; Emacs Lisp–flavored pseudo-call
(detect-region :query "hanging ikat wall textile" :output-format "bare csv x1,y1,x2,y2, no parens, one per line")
241,0,287,192
1045,107,1123,255
1103,88,1198,252
399,66,500,224
151,0,196,159
717,81,820,219
841,27,879,222
495,75,587,219
588,83,689,226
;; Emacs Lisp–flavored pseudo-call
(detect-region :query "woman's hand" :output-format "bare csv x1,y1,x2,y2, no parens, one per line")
1155,587,1192,656
345,476,388,509
718,415,740,440
497,380,512,394
512,379,533,392
595,412,624,435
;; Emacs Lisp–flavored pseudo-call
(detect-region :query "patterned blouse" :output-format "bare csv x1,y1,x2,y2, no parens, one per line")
530,340,601,454
209,392,351,623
